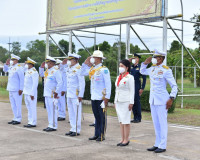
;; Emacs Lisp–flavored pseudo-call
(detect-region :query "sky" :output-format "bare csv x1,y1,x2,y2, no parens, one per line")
0,0,199,52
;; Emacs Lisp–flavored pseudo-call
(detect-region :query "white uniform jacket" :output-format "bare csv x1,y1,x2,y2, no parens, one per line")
114,74,135,104
140,63,178,105
81,63,111,100
66,63,85,98
3,63,24,92
23,67,39,96
43,67,62,97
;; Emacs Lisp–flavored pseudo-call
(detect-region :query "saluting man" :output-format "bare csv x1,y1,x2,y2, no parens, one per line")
55,59,67,121
129,54,146,123
23,57,39,128
61,53,85,137
140,49,178,153
81,49,111,142
39,56,62,132
3,54,24,125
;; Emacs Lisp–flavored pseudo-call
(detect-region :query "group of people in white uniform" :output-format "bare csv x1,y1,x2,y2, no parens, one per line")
3,48,177,153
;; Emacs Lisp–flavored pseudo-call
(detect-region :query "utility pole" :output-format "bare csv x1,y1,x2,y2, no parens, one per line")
8,37,12,56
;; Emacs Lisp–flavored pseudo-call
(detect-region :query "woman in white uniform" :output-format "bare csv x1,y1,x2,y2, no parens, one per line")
114,59,135,146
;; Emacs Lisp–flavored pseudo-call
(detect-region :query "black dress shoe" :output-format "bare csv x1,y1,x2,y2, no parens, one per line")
24,124,36,128
8,120,15,124
117,142,122,146
96,136,105,142
65,131,73,136
58,117,65,121
120,141,130,146
43,127,50,131
70,132,80,136
154,148,166,153
147,146,158,151
88,136,98,140
45,128,56,132
24,124,31,127
89,123,95,127
12,121,21,125
133,120,140,123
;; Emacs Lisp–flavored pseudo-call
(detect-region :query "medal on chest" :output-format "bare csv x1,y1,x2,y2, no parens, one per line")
158,70,163,75
95,70,101,75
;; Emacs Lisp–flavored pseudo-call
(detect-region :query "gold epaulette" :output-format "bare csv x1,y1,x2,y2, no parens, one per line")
103,66,106,68
33,68,36,71
162,65,169,69
76,65,81,69
18,64,21,67
152,64,156,66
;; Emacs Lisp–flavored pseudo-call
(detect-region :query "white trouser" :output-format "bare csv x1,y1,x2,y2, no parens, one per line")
58,94,66,118
67,97,82,133
24,94,37,125
151,104,168,149
45,97,58,129
9,91,23,122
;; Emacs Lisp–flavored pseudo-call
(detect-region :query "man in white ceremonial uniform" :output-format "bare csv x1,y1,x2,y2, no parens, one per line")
23,57,39,128
3,54,24,125
140,49,178,153
81,49,111,141
39,56,62,132
55,59,67,121
62,53,85,137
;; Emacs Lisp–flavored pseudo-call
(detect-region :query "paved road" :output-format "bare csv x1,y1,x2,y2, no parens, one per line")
0,102,200,160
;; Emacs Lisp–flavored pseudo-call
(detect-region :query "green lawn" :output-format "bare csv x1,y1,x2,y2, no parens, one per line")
82,105,200,126
0,87,9,101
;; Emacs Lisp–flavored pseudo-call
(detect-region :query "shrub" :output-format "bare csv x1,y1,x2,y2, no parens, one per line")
36,76,176,113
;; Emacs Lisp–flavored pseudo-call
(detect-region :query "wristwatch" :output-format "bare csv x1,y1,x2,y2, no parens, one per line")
170,97,175,100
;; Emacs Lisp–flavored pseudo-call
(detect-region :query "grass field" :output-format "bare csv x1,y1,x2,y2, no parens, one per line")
0,76,200,126
82,105,200,126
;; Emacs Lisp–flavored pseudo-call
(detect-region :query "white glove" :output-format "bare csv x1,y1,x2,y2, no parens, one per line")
100,101,105,109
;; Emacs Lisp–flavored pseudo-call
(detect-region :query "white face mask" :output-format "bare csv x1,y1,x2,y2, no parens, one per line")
132,59,136,64
67,60,71,66
45,63,48,69
24,64,29,69
90,57,95,64
119,67,126,74
151,58,157,65
10,60,14,66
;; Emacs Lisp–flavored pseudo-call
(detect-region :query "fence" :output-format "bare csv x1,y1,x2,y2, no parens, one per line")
170,66,200,109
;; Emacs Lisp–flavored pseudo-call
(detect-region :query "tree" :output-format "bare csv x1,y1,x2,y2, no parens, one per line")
99,41,111,52
25,40,46,64
169,40,182,53
0,46,9,62
130,44,141,54
191,12,200,49
185,48,200,86
112,42,126,60
11,42,21,55
58,39,75,56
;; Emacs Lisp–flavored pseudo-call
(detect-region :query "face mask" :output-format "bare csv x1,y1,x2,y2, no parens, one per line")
10,60,14,66
151,58,157,65
67,60,71,66
90,57,95,64
45,63,48,69
119,67,125,74
24,64,29,69
132,59,136,64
